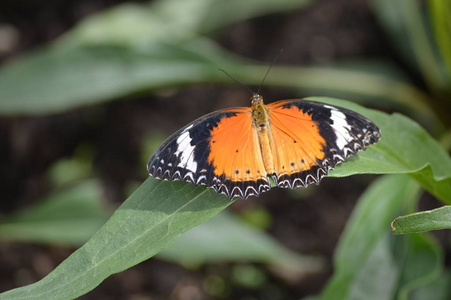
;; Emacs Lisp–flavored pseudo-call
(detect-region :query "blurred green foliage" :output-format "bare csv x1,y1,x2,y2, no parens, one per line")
319,175,441,300
0,0,451,299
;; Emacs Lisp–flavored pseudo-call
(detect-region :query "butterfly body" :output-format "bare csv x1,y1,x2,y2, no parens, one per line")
148,94,380,199
251,94,275,174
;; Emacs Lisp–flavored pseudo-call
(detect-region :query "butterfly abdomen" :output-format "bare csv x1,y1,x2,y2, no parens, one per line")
251,94,275,175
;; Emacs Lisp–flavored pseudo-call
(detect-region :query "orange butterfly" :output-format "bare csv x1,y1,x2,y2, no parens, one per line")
147,93,380,199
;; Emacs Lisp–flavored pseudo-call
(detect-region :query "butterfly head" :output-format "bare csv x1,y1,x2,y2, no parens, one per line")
251,93,264,105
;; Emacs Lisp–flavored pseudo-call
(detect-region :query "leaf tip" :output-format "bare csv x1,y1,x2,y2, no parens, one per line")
391,217,399,235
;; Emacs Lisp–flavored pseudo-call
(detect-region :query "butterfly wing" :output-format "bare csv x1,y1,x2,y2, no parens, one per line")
147,108,270,199
267,99,380,188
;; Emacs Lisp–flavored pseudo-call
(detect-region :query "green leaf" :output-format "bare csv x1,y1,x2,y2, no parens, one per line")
392,206,451,234
0,178,232,299
0,180,110,246
1,178,316,274
394,233,442,300
319,175,442,299
59,0,313,47
350,233,442,300
371,0,448,92
289,60,438,126
315,97,451,204
46,144,95,187
347,233,398,300
196,0,313,34
411,268,451,300
429,0,451,90
158,211,323,272
0,41,433,121
319,175,419,299
0,0,432,118
370,0,417,70
0,42,237,115
0,0,313,116
2,93,449,298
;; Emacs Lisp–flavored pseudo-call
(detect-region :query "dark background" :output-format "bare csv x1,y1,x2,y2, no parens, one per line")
0,0,442,299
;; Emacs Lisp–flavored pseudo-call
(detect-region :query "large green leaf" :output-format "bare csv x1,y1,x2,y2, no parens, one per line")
0,0,311,116
157,211,323,272
59,0,312,47
0,0,432,117
394,233,442,300
319,175,442,300
371,0,448,92
0,41,432,118
411,269,451,300
0,180,110,246
345,233,398,300
0,178,232,299
0,42,237,115
0,179,321,272
287,61,436,123
1,98,449,298
318,97,451,204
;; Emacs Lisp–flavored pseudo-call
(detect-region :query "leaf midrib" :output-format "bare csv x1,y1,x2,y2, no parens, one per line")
19,181,212,299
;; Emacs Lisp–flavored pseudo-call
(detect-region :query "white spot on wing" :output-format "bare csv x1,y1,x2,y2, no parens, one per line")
329,109,352,149
174,125,198,173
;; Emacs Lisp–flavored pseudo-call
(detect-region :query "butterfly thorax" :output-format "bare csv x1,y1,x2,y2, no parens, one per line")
251,94,267,126
250,93,275,175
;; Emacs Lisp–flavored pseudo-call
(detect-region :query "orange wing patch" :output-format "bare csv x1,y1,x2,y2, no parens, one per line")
148,93,381,199
208,109,266,182
267,104,326,176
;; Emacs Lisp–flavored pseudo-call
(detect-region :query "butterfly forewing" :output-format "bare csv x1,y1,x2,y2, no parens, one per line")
267,99,380,188
147,108,270,199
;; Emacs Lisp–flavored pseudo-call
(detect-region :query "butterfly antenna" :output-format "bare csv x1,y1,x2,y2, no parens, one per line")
219,68,254,95
257,49,284,94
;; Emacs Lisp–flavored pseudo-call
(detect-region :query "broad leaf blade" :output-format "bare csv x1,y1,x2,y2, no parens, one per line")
0,44,431,117
347,233,398,300
0,43,232,115
0,180,321,272
59,0,313,46
314,97,451,204
197,0,313,33
319,175,420,299
0,178,232,300
411,269,451,300
394,233,442,300
1,97,448,298
0,0,432,118
371,0,448,91
0,180,110,246
158,211,323,272
319,175,442,299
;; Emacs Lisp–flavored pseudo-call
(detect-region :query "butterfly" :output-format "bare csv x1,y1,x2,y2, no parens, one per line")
147,93,380,199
